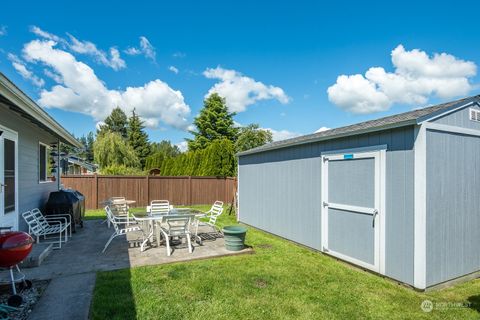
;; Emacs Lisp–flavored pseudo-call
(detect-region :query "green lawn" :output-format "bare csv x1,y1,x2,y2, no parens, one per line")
85,206,147,220
90,206,480,319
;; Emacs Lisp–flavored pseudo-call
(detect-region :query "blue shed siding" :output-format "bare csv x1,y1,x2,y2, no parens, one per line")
426,129,480,286
0,102,59,231
432,103,480,130
239,126,415,285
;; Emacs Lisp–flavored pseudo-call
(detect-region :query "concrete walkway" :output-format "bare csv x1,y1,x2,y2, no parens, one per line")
1,219,251,319
28,273,96,320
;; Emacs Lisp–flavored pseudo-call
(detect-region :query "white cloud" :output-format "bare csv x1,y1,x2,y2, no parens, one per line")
29,26,126,70
125,36,156,63
7,53,45,87
23,40,190,129
203,67,290,113
30,26,64,42
140,36,156,62
67,34,126,70
175,141,188,152
315,127,330,133
327,45,477,114
0,25,7,36
168,66,179,74
172,52,186,58
124,47,141,55
264,128,301,141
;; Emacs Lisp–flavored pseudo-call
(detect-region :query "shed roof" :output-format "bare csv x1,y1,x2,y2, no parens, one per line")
238,95,480,156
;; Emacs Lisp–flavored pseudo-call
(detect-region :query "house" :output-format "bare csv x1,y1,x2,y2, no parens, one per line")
238,95,480,290
0,73,82,231
61,156,97,175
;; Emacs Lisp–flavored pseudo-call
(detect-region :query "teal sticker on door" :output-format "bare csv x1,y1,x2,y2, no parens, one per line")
343,154,354,159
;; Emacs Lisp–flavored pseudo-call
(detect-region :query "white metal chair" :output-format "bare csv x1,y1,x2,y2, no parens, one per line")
160,214,194,256
109,198,131,226
102,206,141,253
198,201,224,233
149,200,170,215
22,209,70,249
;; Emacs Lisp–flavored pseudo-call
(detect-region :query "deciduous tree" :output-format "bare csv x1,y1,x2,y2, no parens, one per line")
235,124,273,152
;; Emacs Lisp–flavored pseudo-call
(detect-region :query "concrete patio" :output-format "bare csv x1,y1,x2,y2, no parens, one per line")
0,219,251,319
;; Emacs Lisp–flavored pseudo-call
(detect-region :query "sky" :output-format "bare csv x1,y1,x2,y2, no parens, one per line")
1,1,479,151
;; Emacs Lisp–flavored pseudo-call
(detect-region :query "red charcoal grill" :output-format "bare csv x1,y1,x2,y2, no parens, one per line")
0,229,34,307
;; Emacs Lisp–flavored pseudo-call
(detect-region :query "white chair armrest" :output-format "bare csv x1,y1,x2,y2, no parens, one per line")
45,214,71,224
45,216,67,225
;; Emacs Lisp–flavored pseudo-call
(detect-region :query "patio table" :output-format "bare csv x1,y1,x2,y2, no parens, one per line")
132,209,205,251
100,199,136,206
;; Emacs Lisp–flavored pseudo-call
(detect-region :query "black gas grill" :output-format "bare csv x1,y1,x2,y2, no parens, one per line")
45,189,85,232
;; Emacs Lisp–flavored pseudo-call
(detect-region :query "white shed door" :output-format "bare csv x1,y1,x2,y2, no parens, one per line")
321,151,384,273
0,127,18,230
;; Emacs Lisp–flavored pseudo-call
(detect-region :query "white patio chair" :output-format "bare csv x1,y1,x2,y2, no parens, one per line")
102,206,141,253
109,198,131,226
22,209,70,249
149,200,170,215
160,215,194,256
198,201,224,233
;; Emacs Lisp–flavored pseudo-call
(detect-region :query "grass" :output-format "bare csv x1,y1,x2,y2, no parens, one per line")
90,206,480,319
85,207,147,220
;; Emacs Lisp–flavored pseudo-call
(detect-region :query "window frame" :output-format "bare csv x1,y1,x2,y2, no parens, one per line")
39,142,53,184
469,108,480,122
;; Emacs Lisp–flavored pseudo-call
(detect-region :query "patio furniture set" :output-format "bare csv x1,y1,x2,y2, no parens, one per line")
102,198,224,256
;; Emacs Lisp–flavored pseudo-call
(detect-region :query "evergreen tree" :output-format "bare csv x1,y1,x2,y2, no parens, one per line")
127,109,151,169
93,131,140,169
187,93,239,151
199,139,236,176
97,107,128,139
235,124,273,152
85,131,95,162
78,131,95,162
150,141,180,158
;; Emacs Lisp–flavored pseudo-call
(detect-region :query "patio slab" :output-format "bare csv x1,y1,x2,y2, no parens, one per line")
0,220,251,320
1,219,251,282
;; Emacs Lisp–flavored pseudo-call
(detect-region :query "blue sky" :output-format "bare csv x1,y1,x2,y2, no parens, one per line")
1,1,479,150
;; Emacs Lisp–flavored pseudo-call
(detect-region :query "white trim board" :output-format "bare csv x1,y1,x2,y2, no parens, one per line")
0,125,19,230
424,122,480,138
321,149,385,274
417,101,477,124
413,124,427,289
321,144,387,156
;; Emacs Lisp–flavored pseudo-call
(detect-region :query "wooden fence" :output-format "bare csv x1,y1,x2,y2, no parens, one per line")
60,175,237,210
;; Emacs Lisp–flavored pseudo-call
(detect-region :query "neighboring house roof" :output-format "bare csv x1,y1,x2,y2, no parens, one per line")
238,95,480,156
0,72,82,148
66,156,98,172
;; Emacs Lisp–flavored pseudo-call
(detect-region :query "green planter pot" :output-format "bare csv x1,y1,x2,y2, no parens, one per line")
223,225,247,251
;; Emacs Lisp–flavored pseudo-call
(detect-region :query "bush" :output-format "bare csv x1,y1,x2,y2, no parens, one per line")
100,164,145,175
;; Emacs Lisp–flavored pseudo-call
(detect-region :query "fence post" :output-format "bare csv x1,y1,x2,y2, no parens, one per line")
93,173,98,209
145,175,149,207
224,177,228,203
188,176,192,206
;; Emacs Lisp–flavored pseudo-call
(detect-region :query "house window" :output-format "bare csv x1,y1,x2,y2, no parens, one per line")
39,143,54,183
469,108,480,122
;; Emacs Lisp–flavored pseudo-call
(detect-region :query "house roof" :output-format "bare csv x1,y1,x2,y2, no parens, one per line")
0,72,82,148
66,156,98,172
238,95,480,156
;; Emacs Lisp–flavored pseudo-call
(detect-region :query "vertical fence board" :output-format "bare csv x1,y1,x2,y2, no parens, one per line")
60,175,237,210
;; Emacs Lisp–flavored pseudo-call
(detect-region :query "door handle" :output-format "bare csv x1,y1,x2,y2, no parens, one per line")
0,183,5,193
372,209,378,227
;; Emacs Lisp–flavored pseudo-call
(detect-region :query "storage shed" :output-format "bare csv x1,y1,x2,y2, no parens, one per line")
238,95,480,290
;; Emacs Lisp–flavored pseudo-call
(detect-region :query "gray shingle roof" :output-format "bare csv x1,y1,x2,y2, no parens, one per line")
238,95,480,156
